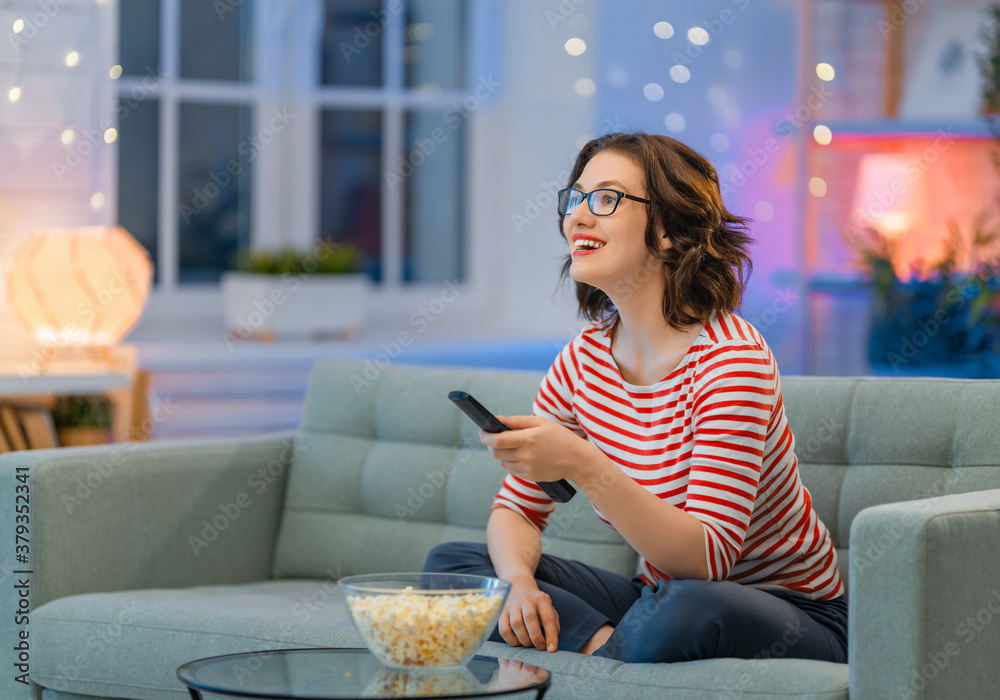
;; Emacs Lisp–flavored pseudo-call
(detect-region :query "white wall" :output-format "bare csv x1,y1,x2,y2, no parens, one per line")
0,0,117,362
467,0,596,340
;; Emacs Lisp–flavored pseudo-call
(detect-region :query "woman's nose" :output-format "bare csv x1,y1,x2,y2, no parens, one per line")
567,198,596,226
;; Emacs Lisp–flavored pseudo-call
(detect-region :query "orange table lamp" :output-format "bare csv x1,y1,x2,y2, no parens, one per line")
7,226,153,347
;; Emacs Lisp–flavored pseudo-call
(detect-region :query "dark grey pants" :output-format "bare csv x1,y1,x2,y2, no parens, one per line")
423,541,848,664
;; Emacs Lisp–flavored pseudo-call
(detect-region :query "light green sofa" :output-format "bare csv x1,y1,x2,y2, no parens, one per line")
2,358,999,699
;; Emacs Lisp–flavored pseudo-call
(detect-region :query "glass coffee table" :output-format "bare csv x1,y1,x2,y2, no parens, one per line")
177,648,551,699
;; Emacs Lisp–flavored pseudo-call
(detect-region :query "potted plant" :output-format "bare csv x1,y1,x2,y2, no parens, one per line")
52,395,114,447
851,219,1000,375
220,241,369,341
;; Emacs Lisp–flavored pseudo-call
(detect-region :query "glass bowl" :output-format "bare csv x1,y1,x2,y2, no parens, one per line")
338,573,510,670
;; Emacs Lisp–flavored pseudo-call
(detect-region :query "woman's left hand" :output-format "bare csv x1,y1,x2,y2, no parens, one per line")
479,415,597,483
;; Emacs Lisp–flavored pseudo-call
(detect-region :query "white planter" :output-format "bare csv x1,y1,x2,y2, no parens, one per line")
220,271,369,339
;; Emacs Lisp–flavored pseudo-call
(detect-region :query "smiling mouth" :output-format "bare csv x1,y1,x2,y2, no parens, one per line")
574,239,606,252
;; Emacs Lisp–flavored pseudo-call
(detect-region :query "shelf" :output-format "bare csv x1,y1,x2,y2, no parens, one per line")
806,273,870,293
821,117,996,139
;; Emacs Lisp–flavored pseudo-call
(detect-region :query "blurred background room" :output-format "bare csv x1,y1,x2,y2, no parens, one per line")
0,0,998,444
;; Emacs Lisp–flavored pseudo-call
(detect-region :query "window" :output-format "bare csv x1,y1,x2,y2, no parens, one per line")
115,0,473,297
314,0,469,284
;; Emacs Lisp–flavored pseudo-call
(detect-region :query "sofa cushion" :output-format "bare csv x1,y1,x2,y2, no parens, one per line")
272,359,638,580
483,642,848,699
31,579,849,700
954,382,1000,466
846,379,964,467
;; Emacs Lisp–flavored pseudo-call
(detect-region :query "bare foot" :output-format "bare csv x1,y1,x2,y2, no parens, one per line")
579,624,614,655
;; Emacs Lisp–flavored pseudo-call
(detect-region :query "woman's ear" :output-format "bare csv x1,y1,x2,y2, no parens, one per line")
656,223,672,250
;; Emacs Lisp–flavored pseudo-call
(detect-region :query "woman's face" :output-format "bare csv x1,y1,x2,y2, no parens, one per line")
563,150,662,294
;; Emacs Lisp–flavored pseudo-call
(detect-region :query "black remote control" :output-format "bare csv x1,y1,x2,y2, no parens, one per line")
448,390,577,503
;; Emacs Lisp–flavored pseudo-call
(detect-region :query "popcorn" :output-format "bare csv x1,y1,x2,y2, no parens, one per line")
362,667,482,697
346,587,503,667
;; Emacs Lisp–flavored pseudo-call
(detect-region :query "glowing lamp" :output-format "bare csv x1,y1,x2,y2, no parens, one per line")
850,154,928,240
7,226,153,346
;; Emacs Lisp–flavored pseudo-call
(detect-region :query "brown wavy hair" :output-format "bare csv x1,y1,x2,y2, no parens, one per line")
559,132,753,331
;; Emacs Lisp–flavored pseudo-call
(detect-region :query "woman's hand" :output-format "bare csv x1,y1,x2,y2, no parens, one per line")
484,658,551,689
479,415,597,484
497,578,560,652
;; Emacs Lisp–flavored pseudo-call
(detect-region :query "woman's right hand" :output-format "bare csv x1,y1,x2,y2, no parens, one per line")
497,579,560,652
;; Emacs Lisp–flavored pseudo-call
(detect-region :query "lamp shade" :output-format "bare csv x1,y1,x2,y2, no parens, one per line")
7,226,153,346
850,154,928,239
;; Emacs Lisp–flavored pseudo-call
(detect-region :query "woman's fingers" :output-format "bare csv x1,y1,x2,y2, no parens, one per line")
519,604,549,650
499,596,531,647
498,613,521,647
500,601,558,651
486,446,523,472
539,602,560,652
488,446,517,461
497,606,517,645
498,594,557,652
503,607,533,647
496,415,542,429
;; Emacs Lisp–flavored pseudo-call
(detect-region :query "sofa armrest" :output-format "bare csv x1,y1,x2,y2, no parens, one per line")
849,488,1000,700
0,430,299,699
0,430,297,606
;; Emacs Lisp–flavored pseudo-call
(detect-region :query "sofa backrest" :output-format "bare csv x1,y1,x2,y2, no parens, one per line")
272,360,1000,594
781,375,1000,592
271,358,638,581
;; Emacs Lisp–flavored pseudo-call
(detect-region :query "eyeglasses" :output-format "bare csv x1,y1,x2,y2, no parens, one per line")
557,188,650,217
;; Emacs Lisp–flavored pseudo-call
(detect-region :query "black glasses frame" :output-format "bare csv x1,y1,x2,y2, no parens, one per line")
557,188,651,217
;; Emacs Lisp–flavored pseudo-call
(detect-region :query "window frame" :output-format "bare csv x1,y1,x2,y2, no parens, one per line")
115,0,494,325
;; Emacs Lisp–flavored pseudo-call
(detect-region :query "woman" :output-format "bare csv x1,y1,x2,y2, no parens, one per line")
423,132,847,664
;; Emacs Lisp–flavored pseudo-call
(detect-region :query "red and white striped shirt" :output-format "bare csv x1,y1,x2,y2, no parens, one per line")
492,311,844,601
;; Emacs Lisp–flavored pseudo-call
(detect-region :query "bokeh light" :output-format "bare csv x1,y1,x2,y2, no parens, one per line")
664,113,686,133
669,65,691,83
688,27,710,45
643,83,664,102
653,22,674,39
564,38,587,56
813,124,833,145
709,133,730,153
809,177,827,197
755,201,775,221
575,78,596,97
